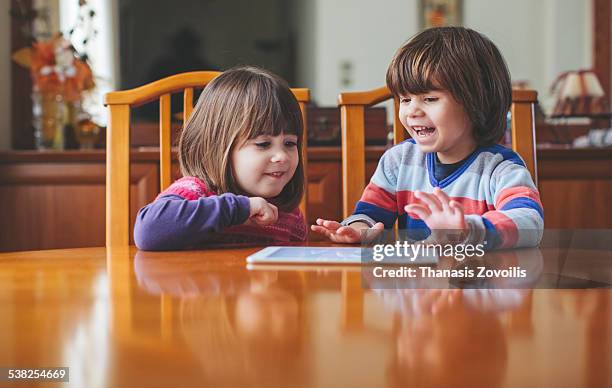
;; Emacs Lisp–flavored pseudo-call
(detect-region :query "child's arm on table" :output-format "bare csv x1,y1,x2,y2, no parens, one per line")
134,194,277,250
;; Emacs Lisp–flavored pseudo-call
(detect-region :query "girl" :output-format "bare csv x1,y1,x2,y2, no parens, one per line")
134,66,307,250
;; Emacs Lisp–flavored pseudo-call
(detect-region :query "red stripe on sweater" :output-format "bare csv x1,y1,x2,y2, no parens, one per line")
396,191,495,216
495,186,542,209
483,211,518,248
360,183,397,212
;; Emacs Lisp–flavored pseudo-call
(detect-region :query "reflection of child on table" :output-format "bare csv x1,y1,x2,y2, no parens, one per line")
380,288,527,388
179,271,306,386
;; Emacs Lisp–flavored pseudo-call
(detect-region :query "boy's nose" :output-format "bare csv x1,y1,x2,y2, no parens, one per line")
407,104,424,117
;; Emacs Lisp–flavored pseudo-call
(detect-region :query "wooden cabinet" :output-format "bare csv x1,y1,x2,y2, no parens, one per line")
1,147,611,251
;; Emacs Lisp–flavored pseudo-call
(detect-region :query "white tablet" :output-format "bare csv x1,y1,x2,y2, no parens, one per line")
247,246,363,264
246,246,438,265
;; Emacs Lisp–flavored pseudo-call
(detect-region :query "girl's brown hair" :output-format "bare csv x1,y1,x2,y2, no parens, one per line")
178,66,304,211
386,27,512,146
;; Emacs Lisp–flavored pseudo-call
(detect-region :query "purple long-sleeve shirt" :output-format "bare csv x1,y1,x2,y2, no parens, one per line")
134,193,251,251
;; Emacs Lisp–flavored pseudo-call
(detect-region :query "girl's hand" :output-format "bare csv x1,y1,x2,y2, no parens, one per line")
311,218,384,244
248,197,278,225
404,188,467,243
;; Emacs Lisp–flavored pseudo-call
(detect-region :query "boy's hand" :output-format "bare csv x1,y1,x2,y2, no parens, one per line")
311,218,384,244
404,188,468,242
248,197,278,225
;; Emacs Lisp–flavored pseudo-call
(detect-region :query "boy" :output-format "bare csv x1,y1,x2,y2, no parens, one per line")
312,27,543,249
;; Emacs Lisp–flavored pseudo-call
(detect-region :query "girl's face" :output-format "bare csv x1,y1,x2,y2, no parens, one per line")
231,133,299,198
398,90,476,163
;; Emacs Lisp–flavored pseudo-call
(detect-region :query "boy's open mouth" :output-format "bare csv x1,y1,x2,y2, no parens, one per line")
412,126,436,137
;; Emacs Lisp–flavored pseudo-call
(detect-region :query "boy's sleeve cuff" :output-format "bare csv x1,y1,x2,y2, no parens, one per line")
463,214,487,245
340,214,377,228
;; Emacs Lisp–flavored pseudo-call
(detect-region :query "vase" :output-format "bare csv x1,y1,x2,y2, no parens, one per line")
32,91,65,150
68,100,100,149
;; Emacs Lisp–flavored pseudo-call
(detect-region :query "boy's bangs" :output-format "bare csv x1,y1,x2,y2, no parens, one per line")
388,46,445,96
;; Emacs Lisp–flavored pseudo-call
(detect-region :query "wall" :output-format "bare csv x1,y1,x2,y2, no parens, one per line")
0,1,10,150
295,0,418,106
296,0,593,114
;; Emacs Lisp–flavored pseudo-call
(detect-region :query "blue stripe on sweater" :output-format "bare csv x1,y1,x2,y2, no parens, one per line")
484,144,526,167
398,214,431,241
500,197,544,219
354,201,397,228
482,217,501,250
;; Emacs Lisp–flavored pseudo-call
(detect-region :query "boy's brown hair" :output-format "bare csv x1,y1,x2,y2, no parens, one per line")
178,66,304,211
386,27,512,146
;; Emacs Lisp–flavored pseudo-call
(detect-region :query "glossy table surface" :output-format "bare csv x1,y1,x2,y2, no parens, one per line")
1,235,611,388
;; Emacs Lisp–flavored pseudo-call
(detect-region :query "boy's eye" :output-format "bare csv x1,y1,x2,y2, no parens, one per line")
424,97,439,102
400,97,411,103
284,141,298,147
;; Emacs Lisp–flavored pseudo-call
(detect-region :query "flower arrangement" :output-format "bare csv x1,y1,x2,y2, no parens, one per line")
12,33,95,102
11,0,100,149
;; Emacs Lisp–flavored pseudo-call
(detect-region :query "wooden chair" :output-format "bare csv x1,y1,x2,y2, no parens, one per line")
338,88,538,218
104,71,310,247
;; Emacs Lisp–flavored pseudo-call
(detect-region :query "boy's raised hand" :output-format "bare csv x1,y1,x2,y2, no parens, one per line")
311,218,384,243
248,197,278,225
405,188,467,241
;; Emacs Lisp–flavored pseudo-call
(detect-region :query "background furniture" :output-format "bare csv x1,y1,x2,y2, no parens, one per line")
1,146,611,252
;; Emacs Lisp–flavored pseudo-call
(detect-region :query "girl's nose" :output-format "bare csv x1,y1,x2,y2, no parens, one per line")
271,149,289,163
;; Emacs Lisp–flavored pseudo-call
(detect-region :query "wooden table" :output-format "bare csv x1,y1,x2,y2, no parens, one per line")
0,239,610,387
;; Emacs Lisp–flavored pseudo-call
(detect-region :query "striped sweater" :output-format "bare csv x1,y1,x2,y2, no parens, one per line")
345,140,544,249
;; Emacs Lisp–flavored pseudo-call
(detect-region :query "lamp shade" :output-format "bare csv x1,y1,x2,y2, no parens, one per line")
551,70,609,117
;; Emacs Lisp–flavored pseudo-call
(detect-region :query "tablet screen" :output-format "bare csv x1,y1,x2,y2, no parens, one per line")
247,247,362,264
246,246,438,265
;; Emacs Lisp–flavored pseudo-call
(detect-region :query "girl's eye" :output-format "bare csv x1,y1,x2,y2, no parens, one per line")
424,97,439,102
255,142,271,148
400,97,411,103
284,141,298,147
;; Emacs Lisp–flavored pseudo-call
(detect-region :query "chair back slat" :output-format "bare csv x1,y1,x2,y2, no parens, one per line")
183,88,194,123
510,90,538,185
392,98,405,144
338,87,538,219
159,93,172,191
298,100,309,222
340,105,366,217
106,104,131,247
105,73,310,247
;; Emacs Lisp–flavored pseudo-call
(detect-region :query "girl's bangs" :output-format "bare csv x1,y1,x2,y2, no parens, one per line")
241,90,302,140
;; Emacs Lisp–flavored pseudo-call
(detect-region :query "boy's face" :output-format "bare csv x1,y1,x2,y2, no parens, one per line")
398,90,476,163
